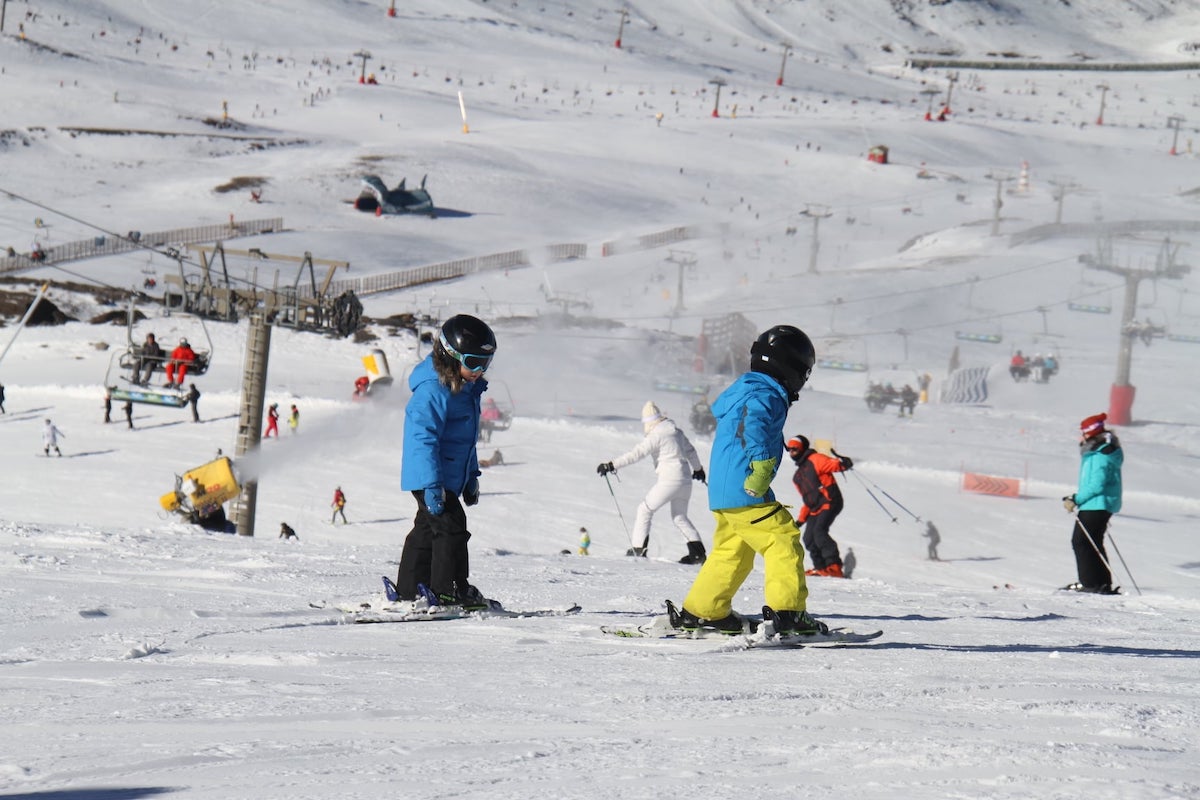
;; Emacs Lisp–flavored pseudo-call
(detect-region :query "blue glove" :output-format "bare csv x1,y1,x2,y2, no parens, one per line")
463,477,479,507
424,487,445,516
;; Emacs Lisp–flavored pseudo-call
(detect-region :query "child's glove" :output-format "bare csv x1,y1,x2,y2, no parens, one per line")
463,477,479,507
743,458,777,498
596,462,615,476
692,468,706,483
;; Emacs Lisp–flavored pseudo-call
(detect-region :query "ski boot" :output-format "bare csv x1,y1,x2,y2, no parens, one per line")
679,541,707,565
666,599,745,635
762,606,829,637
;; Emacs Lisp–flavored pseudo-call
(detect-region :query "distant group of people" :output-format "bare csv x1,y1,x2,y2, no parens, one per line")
865,382,918,416
1009,350,1059,383
263,403,300,438
1122,318,1166,346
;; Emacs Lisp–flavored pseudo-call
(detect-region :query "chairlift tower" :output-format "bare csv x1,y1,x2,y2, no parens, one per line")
943,72,959,115
776,42,793,87
614,8,629,49
232,311,272,537
709,77,726,118
665,249,696,314
354,50,372,84
1167,115,1185,156
1049,176,1078,225
1095,83,1110,125
800,204,832,274
920,87,941,121
1079,236,1190,425
985,170,1013,236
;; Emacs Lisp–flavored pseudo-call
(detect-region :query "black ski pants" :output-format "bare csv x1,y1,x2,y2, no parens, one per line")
802,494,844,570
1072,510,1112,588
395,490,471,601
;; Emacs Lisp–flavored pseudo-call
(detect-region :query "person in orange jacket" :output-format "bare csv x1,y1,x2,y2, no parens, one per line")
788,435,853,578
164,338,196,388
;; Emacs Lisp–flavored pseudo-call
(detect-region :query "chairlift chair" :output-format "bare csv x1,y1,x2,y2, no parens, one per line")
104,297,214,407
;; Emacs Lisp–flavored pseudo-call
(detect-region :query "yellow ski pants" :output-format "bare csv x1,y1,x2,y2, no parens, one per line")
683,502,809,619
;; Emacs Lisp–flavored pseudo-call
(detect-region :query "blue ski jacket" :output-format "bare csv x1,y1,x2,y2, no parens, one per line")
706,371,792,511
400,355,486,494
1076,432,1123,513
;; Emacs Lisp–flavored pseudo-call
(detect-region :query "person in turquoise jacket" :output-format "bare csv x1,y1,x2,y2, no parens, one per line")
1062,412,1123,593
673,325,830,637
395,314,496,607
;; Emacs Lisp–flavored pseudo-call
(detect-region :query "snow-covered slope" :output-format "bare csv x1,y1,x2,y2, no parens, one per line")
1,2,1198,798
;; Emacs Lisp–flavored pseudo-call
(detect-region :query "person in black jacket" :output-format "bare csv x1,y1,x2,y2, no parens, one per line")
187,383,201,422
135,333,165,385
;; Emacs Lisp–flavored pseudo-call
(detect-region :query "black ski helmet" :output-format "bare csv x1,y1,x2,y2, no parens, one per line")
750,325,815,400
438,314,497,373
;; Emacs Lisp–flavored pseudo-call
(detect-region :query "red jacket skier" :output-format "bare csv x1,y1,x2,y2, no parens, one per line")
264,403,280,438
164,339,196,388
789,436,853,578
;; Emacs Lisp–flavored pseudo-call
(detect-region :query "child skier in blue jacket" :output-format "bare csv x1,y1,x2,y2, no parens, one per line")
395,314,496,607
674,325,829,636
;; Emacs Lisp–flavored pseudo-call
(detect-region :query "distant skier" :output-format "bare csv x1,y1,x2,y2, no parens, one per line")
331,486,348,524
596,401,708,564
288,404,299,434
842,547,857,579
898,385,918,417
164,338,196,388
187,383,201,423
42,418,64,457
103,389,112,423
788,435,853,578
923,520,941,560
263,403,280,438
1062,413,1123,594
279,522,298,541
0,381,6,413
123,400,134,430
578,526,591,556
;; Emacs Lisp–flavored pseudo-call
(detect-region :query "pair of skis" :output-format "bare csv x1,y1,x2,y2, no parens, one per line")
326,579,884,648
324,577,580,624
600,600,882,648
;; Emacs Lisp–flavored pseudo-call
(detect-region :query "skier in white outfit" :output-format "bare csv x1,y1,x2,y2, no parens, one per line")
597,401,708,564
42,418,65,457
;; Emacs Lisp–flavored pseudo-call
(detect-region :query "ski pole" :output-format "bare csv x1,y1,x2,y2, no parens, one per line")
1102,522,1142,596
849,469,897,523
603,473,631,539
1072,515,1140,595
851,465,922,522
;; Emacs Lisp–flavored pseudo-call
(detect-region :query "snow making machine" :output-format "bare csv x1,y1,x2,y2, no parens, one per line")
160,456,240,532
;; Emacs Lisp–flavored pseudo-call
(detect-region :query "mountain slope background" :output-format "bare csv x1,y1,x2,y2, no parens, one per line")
1,2,1198,798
